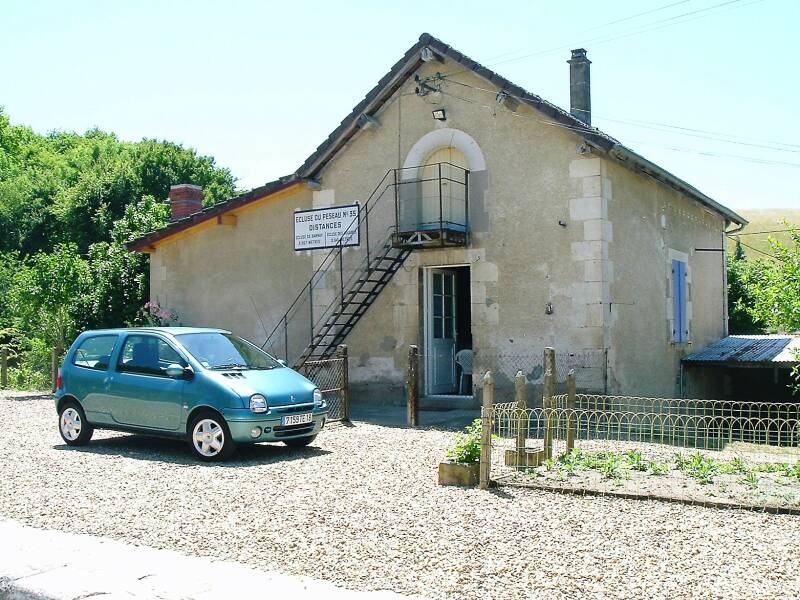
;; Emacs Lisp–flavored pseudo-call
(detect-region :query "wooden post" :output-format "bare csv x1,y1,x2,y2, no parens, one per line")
479,370,494,490
543,347,556,381
543,367,555,460
51,347,60,393
566,369,577,453
406,345,419,427
1,347,7,389
336,344,350,421
514,370,526,464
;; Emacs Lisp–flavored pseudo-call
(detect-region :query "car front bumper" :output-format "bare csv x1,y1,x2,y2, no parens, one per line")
222,408,328,444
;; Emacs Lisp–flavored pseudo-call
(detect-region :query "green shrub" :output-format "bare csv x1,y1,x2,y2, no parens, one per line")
446,419,482,464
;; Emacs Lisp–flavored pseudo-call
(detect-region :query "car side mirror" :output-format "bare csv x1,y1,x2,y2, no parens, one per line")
166,364,187,378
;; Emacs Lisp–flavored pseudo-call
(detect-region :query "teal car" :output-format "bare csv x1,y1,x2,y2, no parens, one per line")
54,327,327,461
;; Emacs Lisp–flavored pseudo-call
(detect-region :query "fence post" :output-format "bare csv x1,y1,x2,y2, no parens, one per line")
336,344,350,421
543,347,556,379
543,367,555,460
1,347,7,389
406,345,419,427
566,369,576,453
514,370,526,464
479,370,494,490
51,347,61,393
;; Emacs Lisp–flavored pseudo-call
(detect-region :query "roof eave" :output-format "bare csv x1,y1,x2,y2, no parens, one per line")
608,145,748,227
127,176,303,252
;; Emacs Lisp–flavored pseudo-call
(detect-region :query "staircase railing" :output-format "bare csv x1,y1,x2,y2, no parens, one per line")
259,163,468,367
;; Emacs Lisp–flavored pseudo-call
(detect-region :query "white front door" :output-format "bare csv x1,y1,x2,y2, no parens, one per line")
426,269,457,395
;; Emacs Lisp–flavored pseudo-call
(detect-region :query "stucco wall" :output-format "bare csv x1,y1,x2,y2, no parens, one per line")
149,187,314,346
604,159,727,396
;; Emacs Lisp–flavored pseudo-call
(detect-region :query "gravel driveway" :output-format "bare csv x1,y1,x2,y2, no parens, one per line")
2,394,799,600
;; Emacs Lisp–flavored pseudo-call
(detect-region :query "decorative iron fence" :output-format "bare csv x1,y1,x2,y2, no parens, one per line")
297,349,350,422
434,345,800,512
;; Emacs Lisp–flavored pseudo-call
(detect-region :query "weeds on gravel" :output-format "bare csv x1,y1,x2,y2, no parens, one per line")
625,450,648,472
741,471,760,490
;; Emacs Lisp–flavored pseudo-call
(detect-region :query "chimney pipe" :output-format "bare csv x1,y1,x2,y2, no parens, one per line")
568,48,591,126
169,184,204,221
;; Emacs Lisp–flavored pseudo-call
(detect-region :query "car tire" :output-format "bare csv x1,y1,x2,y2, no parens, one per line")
188,412,237,461
282,434,317,448
59,401,94,446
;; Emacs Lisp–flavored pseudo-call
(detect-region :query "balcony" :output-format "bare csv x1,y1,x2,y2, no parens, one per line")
391,162,469,249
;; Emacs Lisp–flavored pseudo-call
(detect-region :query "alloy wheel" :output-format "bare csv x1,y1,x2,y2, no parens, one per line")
60,408,82,441
192,419,225,457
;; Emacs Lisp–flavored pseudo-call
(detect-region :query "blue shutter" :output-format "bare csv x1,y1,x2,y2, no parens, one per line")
672,259,687,343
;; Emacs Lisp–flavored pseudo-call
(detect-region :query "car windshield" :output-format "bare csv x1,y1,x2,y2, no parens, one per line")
176,332,284,370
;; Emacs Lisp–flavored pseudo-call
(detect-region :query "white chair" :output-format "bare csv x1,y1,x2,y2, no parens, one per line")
455,349,473,395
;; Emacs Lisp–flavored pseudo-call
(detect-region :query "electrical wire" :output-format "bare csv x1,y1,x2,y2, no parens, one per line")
480,0,693,63
726,235,787,262
437,0,762,79
733,228,798,236
593,117,800,150
439,76,798,158
594,116,800,154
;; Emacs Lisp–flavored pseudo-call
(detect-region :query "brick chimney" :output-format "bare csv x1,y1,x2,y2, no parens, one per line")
567,48,591,126
169,184,203,221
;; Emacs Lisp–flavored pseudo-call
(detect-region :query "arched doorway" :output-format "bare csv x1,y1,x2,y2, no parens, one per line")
419,146,468,230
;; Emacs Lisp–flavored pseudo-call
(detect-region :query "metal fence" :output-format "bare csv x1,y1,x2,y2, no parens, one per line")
481,369,800,487
297,351,350,422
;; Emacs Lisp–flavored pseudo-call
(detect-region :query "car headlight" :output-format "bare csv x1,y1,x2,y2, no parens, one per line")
313,389,323,405
250,394,268,413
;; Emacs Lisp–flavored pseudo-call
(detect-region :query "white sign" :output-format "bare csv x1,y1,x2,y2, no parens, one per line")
293,203,360,251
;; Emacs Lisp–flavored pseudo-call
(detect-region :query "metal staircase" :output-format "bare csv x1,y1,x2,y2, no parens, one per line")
260,163,468,368
299,241,410,363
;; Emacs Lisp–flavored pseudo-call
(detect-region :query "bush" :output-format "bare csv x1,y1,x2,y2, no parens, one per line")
446,419,482,464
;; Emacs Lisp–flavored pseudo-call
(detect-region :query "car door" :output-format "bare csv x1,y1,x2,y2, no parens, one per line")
68,334,120,424
107,334,187,431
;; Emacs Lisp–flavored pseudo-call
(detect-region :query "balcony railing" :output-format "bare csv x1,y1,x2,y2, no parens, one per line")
393,162,469,248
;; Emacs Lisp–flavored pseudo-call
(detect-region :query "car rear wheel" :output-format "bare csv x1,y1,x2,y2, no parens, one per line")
59,401,94,446
188,413,236,461
282,434,317,448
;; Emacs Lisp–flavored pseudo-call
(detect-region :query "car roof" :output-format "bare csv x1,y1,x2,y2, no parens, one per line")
80,327,231,337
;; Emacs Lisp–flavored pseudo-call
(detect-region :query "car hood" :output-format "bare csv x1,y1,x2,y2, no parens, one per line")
206,367,317,406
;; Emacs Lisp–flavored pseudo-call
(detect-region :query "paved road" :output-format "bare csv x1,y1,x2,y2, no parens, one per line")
0,519,426,600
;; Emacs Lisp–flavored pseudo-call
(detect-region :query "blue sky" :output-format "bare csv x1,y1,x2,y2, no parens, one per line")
2,0,798,210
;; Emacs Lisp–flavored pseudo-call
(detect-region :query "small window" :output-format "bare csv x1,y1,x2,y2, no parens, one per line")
73,335,118,371
117,335,187,377
671,259,688,343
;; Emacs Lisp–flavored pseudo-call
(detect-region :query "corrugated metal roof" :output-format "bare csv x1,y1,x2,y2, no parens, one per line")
682,335,800,366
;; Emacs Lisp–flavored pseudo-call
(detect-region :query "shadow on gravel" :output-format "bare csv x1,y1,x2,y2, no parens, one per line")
53,435,332,467
2,392,53,402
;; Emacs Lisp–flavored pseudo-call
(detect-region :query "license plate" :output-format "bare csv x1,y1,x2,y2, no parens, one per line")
282,413,313,426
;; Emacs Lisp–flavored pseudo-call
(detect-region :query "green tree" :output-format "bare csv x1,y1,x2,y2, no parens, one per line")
748,229,800,333
9,244,93,355
88,196,170,329
727,239,765,334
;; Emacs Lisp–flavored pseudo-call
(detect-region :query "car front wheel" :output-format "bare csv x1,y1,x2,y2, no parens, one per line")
59,401,94,446
188,413,236,461
282,434,317,448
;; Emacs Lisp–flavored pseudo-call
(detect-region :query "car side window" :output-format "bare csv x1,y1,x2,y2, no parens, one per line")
72,335,118,371
117,335,187,377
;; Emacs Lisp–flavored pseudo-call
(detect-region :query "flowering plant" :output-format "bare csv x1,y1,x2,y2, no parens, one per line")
138,302,178,326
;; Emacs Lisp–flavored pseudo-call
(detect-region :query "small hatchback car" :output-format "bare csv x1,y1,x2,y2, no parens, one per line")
54,327,327,460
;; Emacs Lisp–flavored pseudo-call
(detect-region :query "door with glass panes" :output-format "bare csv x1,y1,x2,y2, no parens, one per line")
426,269,457,394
